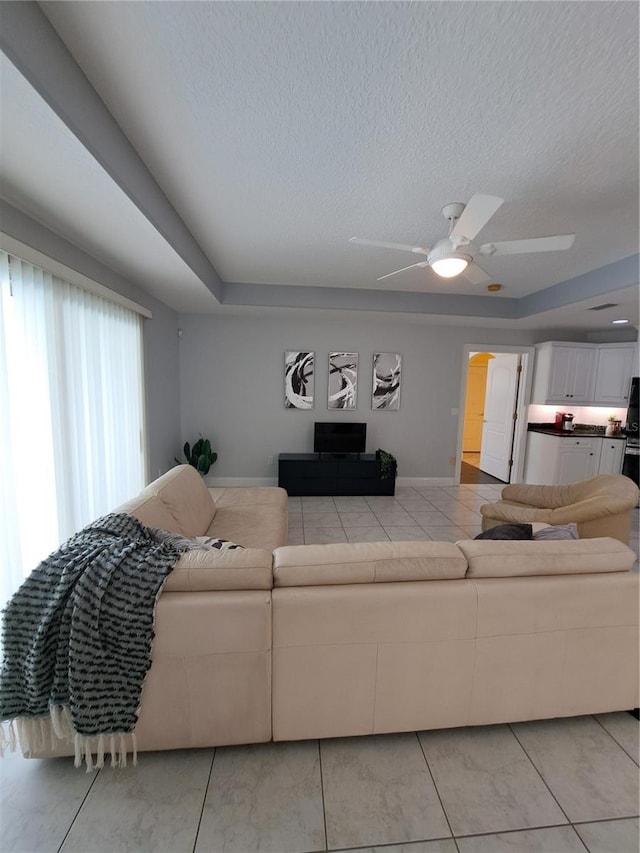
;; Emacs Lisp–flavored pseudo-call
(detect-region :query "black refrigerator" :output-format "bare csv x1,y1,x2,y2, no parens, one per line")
622,377,639,487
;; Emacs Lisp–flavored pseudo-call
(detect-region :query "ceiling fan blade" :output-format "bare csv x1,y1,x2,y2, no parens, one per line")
377,261,429,281
349,237,430,255
450,194,504,242
460,262,492,285
478,234,575,256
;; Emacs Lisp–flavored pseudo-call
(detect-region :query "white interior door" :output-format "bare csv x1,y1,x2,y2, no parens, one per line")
479,354,520,481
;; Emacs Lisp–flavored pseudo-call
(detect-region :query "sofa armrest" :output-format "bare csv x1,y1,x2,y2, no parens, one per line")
162,547,273,592
482,496,631,526
480,502,551,524
500,482,569,509
273,541,467,587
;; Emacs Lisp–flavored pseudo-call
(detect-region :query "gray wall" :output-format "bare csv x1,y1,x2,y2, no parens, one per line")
1,202,181,480
178,312,539,480
143,306,181,479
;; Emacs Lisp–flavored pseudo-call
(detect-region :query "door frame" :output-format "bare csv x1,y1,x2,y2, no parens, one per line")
455,344,536,485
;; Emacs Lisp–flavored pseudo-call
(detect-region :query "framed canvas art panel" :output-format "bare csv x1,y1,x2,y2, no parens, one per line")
284,351,315,409
372,352,402,410
328,352,358,409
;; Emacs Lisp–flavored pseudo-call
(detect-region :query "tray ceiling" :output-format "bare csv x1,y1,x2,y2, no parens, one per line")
0,1,638,330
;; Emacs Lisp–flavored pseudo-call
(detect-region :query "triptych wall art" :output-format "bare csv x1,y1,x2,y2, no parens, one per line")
328,352,358,409
284,351,315,409
284,351,401,410
372,351,402,411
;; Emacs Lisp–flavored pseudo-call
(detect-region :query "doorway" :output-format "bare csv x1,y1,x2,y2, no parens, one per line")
455,344,535,486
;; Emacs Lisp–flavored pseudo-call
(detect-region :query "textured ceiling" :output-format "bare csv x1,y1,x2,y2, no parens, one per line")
0,54,215,313
0,1,638,329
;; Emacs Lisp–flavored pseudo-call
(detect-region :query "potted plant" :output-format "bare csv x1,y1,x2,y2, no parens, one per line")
606,415,622,436
376,449,397,480
175,434,218,475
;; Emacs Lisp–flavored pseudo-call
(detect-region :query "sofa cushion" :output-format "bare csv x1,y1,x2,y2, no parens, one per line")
209,486,288,510
474,523,533,540
162,547,273,591
114,494,182,533
142,465,216,536
273,541,468,587
206,504,287,551
457,537,636,578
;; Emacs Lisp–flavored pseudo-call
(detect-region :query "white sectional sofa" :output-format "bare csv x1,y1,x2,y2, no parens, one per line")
20,465,639,758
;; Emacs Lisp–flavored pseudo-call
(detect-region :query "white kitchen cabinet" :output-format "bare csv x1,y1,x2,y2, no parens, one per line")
598,438,625,474
531,342,596,405
556,437,599,483
592,344,636,405
524,432,601,484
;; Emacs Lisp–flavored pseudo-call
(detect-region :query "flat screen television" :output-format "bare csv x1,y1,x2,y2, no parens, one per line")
314,422,366,455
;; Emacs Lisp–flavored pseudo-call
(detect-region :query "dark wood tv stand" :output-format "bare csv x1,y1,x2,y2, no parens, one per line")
278,453,395,496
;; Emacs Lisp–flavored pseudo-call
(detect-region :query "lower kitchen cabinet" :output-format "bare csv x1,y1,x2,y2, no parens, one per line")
598,438,626,475
524,432,625,484
555,437,599,483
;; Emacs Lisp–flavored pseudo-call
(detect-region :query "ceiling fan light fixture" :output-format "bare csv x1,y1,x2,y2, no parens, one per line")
430,254,470,278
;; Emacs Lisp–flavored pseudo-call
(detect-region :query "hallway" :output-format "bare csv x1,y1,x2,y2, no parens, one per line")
461,452,506,485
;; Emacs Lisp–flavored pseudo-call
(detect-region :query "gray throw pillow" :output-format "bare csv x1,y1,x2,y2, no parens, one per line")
474,523,533,540
533,523,579,541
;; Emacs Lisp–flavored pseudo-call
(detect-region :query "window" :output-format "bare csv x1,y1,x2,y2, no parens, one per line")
0,251,147,605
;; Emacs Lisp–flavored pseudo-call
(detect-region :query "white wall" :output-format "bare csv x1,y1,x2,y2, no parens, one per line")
178,312,539,480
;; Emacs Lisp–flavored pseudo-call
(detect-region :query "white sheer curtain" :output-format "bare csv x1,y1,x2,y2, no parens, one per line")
0,251,146,606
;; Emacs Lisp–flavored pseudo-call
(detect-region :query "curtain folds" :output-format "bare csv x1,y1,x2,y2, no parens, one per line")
0,251,146,606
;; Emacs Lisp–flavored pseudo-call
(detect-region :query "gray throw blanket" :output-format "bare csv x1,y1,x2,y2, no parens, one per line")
0,513,185,769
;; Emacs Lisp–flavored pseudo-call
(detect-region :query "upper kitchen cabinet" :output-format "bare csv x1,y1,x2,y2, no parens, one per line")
531,342,596,405
592,343,637,405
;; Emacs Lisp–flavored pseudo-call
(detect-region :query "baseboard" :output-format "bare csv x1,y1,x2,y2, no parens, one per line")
206,476,457,489
205,477,279,487
397,477,455,487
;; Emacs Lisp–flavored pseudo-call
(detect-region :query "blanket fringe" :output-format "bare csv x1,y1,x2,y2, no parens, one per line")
0,720,17,756
3,711,138,772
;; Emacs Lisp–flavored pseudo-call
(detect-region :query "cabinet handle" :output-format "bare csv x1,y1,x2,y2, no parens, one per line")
589,453,594,456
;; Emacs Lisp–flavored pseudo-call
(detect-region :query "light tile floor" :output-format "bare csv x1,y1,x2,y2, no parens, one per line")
1,486,638,853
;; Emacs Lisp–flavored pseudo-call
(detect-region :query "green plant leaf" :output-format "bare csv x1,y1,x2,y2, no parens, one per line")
179,435,217,476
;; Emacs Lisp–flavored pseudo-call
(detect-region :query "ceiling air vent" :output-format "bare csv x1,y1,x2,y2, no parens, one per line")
587,303,618,311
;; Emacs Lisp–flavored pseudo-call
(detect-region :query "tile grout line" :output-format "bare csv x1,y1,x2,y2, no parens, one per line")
56,764,104,853
414,731,461,853
507,721,578,833
317,739,329,852
452,821,589,845
326,838,454,852
592,713,640,768
191,748,216,853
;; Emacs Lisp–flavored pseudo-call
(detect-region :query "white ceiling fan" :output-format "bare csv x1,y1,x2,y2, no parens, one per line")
349,194,575,284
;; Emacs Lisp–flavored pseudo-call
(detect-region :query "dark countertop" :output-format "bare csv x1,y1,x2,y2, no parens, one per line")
527,427,627,440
